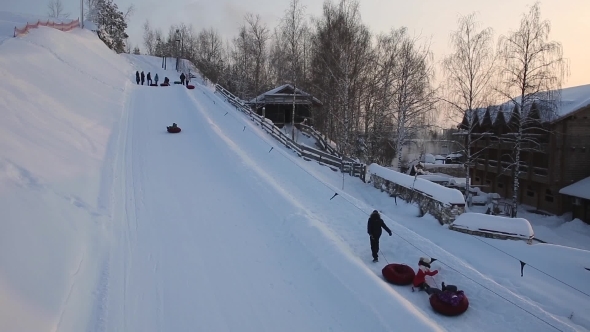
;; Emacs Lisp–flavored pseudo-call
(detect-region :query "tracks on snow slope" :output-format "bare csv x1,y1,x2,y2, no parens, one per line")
192,83,582,332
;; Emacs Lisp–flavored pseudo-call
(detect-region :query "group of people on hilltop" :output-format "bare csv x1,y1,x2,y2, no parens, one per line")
135,71,190,86
135,71,159,86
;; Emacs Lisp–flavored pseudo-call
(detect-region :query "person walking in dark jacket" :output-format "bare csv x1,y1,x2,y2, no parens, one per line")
180,72,186,85
147,72,152,85
367,210,392,262
135,71,140,84
140,71,145,85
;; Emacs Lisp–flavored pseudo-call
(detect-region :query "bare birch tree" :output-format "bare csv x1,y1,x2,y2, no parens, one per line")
391,31,437,171
230,24,254,99
309,0,371,156
47,0,70,19
196,28,225,83
245,13,270,105
363,28,404,164
280,0,307,139
441,13,496,201
497,2,568,216
142,20,156,55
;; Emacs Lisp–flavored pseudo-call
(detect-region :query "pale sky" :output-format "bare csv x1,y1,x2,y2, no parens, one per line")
4,0,589,88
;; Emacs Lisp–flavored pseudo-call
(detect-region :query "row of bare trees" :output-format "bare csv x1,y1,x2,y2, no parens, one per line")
140,0,438,165
140,0,567,215
441,2,568,214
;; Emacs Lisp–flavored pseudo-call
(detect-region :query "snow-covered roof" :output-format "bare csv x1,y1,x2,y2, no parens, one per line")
559,176,590,200
553,84,590,120
249,84,322,105
452,213,534,239
466,84,590,127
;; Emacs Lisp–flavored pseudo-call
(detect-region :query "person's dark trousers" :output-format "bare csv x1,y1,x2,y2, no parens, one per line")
418,283,441,295
148,79,152,85
370,235,380,260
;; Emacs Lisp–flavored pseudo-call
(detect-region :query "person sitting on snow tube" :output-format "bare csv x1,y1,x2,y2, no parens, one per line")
413,257,439,294
430,283,469,316
437,283,464,305
167,123,181,133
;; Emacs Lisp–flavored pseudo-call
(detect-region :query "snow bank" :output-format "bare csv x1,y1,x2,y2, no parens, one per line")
0,23,130,331
369,163,465,205
452,213,534,239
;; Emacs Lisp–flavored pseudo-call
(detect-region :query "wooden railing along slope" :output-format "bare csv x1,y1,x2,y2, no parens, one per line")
214,84,366,181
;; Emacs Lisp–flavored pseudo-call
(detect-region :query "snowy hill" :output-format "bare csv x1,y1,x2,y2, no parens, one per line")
1,11,589,332
0,15,135,331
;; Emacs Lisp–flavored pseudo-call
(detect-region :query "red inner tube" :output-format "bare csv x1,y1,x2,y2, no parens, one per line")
167,127,181,133
382,264,416,285
429,292,469,316
186,84,195,89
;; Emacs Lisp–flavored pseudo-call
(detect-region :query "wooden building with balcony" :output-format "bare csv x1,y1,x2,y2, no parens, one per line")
463,84,590,221
247,84,322,128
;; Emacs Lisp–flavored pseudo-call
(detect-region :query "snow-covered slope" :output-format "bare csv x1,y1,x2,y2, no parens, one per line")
0,19,131,331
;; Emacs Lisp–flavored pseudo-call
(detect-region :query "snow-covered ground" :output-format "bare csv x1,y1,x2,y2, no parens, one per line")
466,190,590,251
1,12,590,332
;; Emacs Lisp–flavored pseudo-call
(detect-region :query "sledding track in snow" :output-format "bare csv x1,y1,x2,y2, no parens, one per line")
96,82,443,332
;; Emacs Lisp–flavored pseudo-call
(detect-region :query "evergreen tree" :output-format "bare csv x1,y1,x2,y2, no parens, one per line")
89,0,129,53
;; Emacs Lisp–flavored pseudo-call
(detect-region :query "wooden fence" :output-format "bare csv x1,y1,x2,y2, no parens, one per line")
214,84,366,181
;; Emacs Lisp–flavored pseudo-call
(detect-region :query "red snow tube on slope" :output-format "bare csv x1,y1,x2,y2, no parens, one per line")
429,291,469,316
167,126,181,133
186,84,195,89
382,264,416,285
150,83,158,86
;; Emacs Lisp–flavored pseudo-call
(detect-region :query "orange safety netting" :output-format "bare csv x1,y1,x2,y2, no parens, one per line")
14,18,80,37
